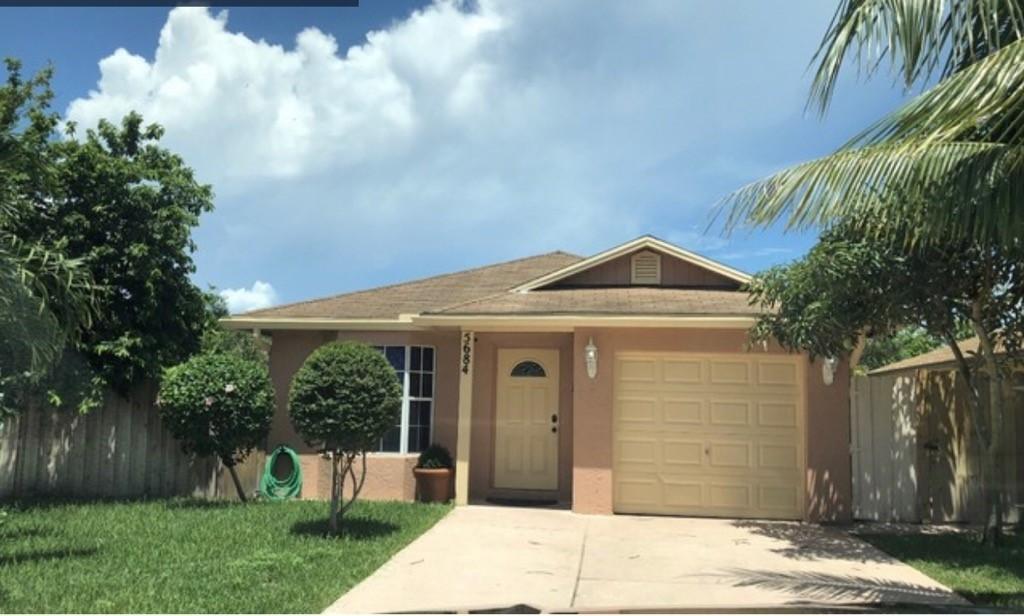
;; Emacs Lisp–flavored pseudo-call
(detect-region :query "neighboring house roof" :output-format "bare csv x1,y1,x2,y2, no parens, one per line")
225,235,755,329
240,251,582,320
870,337,989,375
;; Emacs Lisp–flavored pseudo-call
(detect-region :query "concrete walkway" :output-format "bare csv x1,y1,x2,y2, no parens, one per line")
326,506,964,613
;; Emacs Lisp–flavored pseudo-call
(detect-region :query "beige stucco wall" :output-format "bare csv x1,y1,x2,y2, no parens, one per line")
469,332,574,503
266,329,461,501
264,325,851,521
571,327,852,522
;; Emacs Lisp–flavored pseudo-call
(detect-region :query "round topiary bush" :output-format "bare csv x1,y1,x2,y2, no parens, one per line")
289,342,401,452
288,341,402,533
158,352,275,501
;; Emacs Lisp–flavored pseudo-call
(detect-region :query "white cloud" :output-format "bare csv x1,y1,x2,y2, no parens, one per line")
65,1,846,301
219,280,278,313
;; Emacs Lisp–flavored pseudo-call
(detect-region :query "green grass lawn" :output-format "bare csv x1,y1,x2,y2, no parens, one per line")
859,530,1024,608
0,498,450,613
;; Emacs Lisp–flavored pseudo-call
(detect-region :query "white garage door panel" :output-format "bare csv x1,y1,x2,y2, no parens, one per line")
613,353,805,520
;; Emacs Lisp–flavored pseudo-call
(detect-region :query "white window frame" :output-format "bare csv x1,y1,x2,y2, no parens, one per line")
376,345,435,455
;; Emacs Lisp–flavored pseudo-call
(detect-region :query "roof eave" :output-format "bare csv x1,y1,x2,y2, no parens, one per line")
220,315,424,331
220,313,757,332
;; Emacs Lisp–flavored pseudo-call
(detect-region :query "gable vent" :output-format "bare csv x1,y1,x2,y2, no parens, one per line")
630,251,661,285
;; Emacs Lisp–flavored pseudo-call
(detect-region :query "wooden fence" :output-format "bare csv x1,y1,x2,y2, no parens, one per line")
0,382,264,500
850,373,921,522
851,370,1022,523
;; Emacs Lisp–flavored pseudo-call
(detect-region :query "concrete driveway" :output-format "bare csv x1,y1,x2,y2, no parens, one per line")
326,506,964,613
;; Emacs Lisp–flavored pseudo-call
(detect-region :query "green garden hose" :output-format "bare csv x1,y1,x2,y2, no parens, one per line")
260,445,302,500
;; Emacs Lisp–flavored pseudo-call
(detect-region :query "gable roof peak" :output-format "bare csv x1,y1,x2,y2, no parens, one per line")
511,234,750,293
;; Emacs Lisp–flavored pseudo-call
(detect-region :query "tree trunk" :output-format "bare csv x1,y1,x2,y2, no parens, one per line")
974,318,1006,547
328,452,341,535
224,459,247,503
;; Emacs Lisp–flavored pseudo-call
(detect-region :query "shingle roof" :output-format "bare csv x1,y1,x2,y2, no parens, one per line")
239,251,583,319
428,287,756,316
869,337,988,374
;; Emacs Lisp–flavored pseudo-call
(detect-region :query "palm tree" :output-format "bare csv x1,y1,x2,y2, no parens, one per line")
722,1,1024,546
0,61,96,419
722,0,1024,247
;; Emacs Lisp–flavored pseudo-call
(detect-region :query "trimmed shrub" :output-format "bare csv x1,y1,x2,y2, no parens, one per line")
158,352,274,501
416,444,453,469
288,341,401,533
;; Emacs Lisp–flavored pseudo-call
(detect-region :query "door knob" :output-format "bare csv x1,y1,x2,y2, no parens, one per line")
551,426,557,433
551,414,558,423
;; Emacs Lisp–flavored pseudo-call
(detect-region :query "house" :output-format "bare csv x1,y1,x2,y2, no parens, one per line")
224,236,851,522
852,339,1023,523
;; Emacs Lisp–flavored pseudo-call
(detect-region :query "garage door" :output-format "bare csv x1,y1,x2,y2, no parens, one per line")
613,352,805,520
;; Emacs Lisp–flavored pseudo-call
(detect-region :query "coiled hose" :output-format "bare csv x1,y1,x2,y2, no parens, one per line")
260,445,302,500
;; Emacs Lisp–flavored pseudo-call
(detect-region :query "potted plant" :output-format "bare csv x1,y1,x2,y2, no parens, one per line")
413,444,453,503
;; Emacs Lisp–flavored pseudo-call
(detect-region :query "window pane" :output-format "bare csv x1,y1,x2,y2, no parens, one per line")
409,400,428,424
411,346,422,371
407,427,427,453
409,372,421,398
421,373,433,398
385,346,405,371
422,347,434,371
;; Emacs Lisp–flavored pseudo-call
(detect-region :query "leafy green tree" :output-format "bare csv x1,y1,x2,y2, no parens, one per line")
201,291,267,365
860,325,975,372
0,58,213,412
0,60,97,419
39,112,213,404
723,0,1024,248
859,327,945,372
288,342,401,534
746,220,1024,545
158,353,275,502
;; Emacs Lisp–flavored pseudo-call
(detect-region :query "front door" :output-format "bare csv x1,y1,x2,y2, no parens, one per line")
494,348,559,490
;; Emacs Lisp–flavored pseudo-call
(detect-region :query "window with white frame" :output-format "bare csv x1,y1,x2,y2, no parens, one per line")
372,345,435,453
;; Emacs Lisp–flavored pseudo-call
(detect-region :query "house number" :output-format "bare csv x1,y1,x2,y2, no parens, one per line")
461,332,473,374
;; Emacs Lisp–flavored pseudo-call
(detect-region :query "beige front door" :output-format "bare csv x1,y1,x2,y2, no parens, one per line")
494,349,559,490
613,352,805,520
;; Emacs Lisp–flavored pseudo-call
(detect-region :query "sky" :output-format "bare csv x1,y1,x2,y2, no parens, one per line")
0,1,910,313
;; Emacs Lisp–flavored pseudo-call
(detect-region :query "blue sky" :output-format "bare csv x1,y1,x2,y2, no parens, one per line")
1,1,909,312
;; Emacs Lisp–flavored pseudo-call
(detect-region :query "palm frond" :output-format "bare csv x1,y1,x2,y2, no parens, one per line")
849,35,1024,146
720,140,1024,246
811,0,1024,112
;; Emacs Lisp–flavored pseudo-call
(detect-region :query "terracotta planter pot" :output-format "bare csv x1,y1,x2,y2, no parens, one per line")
413,467,453,503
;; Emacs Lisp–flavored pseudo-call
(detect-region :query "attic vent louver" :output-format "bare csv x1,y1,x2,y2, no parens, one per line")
631,251,661,285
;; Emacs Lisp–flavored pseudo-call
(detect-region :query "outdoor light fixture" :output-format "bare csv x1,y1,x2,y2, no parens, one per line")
822,356,839,385
584,337,598,379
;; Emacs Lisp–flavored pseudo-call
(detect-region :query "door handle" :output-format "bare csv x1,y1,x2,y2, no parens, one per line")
551,426,557,433
551,414,558,423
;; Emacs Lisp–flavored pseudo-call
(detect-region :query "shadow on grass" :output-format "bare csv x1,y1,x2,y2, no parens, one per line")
0,527,54,541
291,516,399,540
859,531,1024,608
0,547,99,567
963,591,1024,607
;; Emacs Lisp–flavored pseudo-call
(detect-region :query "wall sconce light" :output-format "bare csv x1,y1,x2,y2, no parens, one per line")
585,337,598,379
822,356,839,385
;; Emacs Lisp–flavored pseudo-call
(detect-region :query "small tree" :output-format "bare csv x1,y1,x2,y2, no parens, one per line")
158,353,275,502
288,342,401,534
746,219,1024,545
